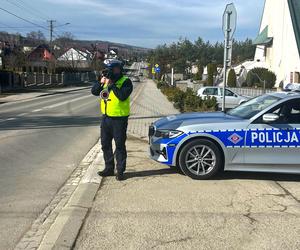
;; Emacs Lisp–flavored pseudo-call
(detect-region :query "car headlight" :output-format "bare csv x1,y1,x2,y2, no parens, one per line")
155,129,183,139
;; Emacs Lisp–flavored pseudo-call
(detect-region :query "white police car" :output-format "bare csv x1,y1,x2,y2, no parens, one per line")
149,91,300,179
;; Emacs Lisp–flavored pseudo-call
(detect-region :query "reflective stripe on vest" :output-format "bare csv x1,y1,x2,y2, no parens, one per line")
100,76,130,117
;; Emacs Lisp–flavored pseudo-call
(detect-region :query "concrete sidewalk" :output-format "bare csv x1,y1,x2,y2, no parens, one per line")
74,136,300,250
0,85,92,104
73,80,300,250
128,79,178,139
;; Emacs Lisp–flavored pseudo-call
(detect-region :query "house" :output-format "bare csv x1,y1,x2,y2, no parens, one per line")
28,44,53,61
28,44,54,62
57,47,92,69
27,44,55,71
105,48,118,59
254,0,300,86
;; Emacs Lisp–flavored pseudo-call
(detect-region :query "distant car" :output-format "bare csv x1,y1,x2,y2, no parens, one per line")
197,87,249,109
131,76,140,82
149,91,300,180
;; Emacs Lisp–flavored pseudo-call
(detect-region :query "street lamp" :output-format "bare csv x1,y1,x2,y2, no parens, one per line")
48,21,71,44
55,22,70,28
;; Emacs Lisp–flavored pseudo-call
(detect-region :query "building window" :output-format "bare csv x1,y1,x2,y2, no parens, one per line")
294,72,300,83
290,72,294,83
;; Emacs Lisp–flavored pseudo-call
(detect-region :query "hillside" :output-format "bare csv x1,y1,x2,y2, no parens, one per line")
0,31,150,54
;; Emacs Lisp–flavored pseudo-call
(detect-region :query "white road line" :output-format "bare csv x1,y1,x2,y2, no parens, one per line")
0,94,92,124
18,113,29,116
32,109,43,112
0,117,17,123
42,95,92,110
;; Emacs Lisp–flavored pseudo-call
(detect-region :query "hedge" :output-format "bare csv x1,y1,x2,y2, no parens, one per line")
246,67,276,88
157,81,217,113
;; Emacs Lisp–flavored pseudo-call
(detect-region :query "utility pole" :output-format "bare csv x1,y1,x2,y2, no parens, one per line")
48,20,56,45
47,21,70,45
222,3,237,112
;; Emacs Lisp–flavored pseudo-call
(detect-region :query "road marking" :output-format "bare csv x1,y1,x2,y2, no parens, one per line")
0,117,18,123
0,93,91,124
18,113,29,116
32,108,43,112
42,95,92,110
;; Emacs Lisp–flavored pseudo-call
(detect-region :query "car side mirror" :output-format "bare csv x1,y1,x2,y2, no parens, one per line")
263,113,279,123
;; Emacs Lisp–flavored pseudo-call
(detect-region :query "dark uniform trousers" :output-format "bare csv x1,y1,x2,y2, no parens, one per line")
101,115,128,174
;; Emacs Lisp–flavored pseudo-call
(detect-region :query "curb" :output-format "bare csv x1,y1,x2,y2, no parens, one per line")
37,142,104,250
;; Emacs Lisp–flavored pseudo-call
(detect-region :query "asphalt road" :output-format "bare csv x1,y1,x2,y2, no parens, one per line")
0,87,101,249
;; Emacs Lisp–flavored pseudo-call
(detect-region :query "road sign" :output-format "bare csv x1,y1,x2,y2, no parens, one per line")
155,64,159,68
222,3,237,112
222,3,237,40
155,67,161,73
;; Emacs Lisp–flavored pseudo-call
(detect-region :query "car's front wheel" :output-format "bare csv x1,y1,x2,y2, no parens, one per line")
179,139,223,180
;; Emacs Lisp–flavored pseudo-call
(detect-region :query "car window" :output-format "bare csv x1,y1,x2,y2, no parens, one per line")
220,88,235,97
226,89,235,97
227,94,281,119
264,99,300,124
203,88,217,96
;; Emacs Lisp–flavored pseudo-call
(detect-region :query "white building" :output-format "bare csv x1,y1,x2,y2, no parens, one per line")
254,0,300,86
57,48,92,68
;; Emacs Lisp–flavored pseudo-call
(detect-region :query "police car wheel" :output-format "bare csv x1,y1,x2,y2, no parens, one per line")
179,139,222,180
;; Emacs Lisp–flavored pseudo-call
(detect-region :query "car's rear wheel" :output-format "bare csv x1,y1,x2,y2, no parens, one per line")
179,139,222,180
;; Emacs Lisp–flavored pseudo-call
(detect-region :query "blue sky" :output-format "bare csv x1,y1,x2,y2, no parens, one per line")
0,0,264,48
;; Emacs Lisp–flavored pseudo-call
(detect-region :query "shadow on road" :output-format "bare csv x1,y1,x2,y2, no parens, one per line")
125,168,181,179
216,171,300,182
0,114,169,130
0,115,101,130
126,167,300,182
128,115,165,120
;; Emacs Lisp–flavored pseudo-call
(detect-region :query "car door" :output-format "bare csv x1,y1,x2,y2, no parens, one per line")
220,88,239,109
245,98,300,166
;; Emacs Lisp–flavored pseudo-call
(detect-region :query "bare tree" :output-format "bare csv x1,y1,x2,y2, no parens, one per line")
55,32,75,48
26,31,46,43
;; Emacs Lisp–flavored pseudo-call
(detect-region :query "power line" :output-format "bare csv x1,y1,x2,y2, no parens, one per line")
0,6,48,31
5,0,46,22
0,26,38,29
0,21,38,29
16,0,51,19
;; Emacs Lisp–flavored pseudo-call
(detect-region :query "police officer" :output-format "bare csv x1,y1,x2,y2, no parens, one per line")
91,59,133,181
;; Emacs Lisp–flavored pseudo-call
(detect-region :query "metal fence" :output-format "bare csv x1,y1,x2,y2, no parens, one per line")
0,71,97,92
229,87,276,97
175,82,277,97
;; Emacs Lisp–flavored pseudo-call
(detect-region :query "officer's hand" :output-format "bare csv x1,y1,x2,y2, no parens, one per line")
100,77,111,85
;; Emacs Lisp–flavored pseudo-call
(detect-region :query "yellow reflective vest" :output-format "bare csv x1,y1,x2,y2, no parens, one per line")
100,76,130,117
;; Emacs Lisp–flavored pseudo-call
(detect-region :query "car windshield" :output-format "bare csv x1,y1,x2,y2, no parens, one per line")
227,94,281,119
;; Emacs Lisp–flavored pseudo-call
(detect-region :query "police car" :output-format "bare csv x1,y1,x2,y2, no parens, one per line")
149,91,300,179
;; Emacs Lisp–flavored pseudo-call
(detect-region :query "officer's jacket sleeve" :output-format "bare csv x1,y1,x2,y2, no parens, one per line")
110,79,133,101
91,81,103,96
